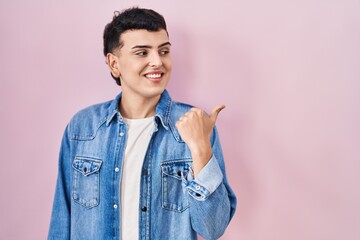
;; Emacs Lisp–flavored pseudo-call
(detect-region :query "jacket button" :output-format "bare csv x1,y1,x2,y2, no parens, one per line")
113,204,118,209
141,206,147,212
115,167,120,172
195,185,201,190
119,132,125,137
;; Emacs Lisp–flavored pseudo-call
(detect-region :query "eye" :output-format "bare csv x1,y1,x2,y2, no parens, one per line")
135,50,148,56
159,49,170,55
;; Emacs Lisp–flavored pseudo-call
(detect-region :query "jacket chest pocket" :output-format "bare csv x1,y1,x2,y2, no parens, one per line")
72,157,102,209
161,160,192,212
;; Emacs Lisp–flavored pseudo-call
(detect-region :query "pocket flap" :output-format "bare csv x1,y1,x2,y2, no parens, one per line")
72,157,102,176
161,160,192,179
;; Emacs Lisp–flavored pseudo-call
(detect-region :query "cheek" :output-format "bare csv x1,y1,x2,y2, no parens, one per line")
119,61,145,76
164,58,173,70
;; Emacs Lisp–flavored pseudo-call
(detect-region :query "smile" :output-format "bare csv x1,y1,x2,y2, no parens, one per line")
145,73,163,79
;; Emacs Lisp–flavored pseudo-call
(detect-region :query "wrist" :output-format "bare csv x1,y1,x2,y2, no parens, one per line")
190,144,212,177
188,141,211,157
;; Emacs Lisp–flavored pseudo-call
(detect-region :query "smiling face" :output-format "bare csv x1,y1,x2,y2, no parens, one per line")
107,29,172,102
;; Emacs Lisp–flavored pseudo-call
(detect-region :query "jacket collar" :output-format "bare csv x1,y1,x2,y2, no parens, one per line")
105,90,171,130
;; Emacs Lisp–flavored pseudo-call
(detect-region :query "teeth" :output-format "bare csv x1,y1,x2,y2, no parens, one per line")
146,73,162,79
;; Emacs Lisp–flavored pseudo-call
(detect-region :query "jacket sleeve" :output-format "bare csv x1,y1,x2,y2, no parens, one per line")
48,124,72,239
183,126,237,240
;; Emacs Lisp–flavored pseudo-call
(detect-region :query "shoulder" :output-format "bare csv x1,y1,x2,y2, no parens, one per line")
71,100,113,123
169,100,194,120
68,99,114,140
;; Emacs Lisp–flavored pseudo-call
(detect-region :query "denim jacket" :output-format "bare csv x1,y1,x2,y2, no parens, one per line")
48,90,236,240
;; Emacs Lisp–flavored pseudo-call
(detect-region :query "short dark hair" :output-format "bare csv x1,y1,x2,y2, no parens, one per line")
103,7,168,85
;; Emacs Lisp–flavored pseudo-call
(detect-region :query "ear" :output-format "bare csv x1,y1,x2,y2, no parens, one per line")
106,53,121,78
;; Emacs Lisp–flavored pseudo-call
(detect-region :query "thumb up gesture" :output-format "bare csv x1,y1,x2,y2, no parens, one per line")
176,105,225,176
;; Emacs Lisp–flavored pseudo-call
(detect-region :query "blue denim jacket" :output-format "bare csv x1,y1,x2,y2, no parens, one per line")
48,90,236,240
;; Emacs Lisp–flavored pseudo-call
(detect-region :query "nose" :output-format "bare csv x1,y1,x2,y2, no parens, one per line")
149,52,162,67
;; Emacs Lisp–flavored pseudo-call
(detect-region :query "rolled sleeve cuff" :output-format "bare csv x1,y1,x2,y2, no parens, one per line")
183,154,223,201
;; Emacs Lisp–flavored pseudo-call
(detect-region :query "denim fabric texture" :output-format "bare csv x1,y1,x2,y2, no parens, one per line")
48,90,237,240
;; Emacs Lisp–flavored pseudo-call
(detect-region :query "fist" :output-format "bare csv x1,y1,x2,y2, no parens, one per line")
175,105,225,175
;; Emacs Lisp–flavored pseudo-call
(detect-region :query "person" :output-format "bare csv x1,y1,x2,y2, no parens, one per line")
48,7,236,240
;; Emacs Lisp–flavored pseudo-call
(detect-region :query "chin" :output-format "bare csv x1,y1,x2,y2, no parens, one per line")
143,88,166,98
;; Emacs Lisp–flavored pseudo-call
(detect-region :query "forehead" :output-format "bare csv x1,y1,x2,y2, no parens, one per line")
120,29,169,48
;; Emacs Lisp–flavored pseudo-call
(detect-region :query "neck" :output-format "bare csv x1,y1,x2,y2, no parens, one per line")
119,92,161,119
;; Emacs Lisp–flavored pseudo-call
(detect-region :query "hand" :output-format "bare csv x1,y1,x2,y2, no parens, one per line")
176,105,225,176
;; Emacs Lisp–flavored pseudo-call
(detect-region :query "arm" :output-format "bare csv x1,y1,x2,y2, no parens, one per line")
48,125,72,239
176,107,237,239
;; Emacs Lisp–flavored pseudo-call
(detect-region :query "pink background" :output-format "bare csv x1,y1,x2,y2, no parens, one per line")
1,0,359,239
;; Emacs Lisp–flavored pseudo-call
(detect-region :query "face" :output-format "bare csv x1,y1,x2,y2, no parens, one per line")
107,29,172,101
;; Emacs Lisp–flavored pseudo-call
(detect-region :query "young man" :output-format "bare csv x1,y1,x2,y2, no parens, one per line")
48,7,236,240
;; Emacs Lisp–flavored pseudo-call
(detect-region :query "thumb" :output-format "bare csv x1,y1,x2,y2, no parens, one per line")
210,104,225,123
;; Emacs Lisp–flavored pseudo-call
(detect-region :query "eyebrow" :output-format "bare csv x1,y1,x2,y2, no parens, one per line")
131,42,171,49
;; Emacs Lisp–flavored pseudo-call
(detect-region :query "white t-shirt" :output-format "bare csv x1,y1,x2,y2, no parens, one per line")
121,116,154,240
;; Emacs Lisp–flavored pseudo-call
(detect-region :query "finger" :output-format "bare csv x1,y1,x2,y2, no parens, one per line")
210,104,225,123
180,113,190,120
190,108,202,113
